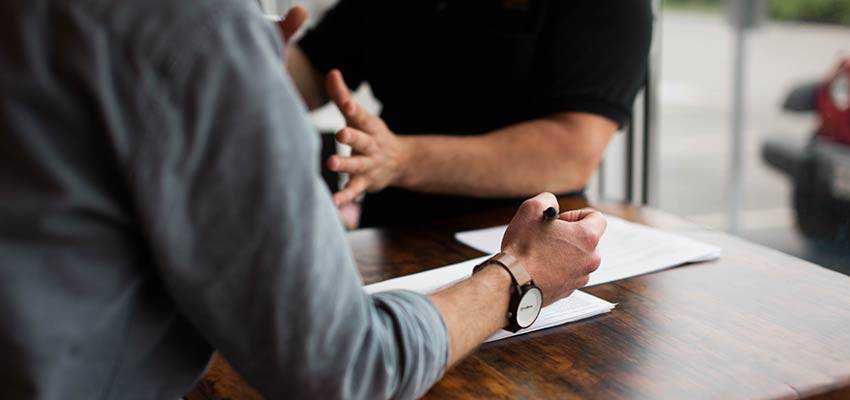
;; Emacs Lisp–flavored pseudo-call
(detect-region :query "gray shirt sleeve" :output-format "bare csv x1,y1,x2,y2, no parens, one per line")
116,2,448,398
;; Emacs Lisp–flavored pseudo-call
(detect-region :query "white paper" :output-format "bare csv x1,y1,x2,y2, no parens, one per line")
365,257,615,342
455,215,722,287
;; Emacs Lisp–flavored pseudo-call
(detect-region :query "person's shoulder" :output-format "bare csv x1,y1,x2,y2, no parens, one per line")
545,0,652,46
79,0,272,63
603,0,653,24
548,0,652,25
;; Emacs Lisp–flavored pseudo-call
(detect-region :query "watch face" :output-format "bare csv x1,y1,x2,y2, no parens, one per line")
516,287,543,329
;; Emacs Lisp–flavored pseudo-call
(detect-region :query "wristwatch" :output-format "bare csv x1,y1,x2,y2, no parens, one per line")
472,252,543,332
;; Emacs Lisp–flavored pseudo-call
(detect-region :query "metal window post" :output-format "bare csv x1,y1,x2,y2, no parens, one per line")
608,0,661,206
727,0,765,233
641,0,662,206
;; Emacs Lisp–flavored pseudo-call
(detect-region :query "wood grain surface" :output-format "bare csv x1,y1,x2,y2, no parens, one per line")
184,196,850,400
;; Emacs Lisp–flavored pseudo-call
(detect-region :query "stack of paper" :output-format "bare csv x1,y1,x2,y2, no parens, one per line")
486,291,615,342
365,215,719,342
365,256,616,342
455,215,722,287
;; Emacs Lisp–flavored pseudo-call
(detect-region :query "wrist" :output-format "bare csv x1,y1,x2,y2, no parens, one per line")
473,263,513,291
500,246,528,270
472,264,513,327
473,252,544,332
501,248,540,296
394,136,419,188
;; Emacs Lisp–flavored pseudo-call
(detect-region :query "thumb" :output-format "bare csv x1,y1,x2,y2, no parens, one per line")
278,6,308,43
517,192,558,221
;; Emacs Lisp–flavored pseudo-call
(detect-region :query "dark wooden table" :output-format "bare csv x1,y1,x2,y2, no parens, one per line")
185,196,850,400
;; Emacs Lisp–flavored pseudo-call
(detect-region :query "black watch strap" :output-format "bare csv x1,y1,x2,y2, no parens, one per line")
472,252,541,332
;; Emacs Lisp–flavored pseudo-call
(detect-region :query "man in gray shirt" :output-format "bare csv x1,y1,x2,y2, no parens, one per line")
0,1,606,399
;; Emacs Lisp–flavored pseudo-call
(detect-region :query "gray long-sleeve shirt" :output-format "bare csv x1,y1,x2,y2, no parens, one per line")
0,0,448,399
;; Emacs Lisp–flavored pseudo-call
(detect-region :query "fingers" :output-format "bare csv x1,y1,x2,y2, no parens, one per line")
335,127,375,155
327,155,373,174
325,70,372,128
557,208,606,251
558,208,597,222
278,6,308,43
325,69,353,110
576,210,607,240
333,176,368,206
567,211,606,252
337,202,361,230
518,192,558,218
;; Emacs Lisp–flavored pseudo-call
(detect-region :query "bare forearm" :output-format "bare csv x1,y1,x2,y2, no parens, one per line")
428,265,511,366
285,45,327,110
398,115,614,197
320,74,617,205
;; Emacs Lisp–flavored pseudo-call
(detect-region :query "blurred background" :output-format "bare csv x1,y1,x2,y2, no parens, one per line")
272,0,850,274
656,0,850,274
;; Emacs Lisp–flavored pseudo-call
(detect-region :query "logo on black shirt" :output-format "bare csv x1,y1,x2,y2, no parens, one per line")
502,0,530,12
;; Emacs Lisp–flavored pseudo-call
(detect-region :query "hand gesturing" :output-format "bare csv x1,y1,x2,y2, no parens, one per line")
325,70,411,207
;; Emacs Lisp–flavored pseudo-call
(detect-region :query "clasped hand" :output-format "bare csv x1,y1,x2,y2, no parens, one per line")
502,193,606,306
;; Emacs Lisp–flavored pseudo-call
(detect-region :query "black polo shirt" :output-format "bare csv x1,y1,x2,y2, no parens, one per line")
299,0,653,227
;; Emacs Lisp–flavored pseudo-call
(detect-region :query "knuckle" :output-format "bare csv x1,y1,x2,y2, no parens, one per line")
343,100,356,113
587,252,602,273
587,210,607,233
591,210,607,229
355,131,368,145
597,220,608,237
344,128,359,143
579,227,602,250
572,228,595,251
521,197,545,214
589,230,602,247
365,119,382,131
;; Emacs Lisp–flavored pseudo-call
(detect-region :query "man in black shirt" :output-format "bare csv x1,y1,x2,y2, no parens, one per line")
287,0,653,227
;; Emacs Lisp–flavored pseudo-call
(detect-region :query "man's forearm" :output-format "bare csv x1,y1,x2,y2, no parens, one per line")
398,114,614,198
286,45,328,110
428,264,512,366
